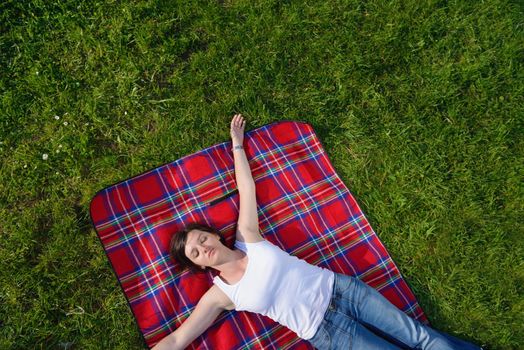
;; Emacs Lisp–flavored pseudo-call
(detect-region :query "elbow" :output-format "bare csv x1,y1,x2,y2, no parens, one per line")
238,180,255,193
153,333,180,350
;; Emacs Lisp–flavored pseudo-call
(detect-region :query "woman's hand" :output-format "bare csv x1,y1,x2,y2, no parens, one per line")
230,113,246,146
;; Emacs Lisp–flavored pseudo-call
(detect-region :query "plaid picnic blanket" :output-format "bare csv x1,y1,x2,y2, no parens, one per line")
90,120,428,349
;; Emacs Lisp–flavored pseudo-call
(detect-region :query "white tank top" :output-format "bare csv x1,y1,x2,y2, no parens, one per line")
213,240,334,340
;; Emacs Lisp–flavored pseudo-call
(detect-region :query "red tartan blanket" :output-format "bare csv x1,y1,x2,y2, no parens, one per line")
89,120,428,349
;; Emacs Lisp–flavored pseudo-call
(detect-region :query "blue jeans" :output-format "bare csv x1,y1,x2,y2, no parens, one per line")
308,273,482,350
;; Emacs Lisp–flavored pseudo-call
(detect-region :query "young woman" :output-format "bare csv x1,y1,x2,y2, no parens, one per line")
152,114,483,350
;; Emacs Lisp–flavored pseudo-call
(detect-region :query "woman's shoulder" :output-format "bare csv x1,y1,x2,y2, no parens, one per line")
236,237,266,244
234,238,267,250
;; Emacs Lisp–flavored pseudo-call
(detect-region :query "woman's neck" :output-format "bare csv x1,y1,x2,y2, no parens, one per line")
214,248,247,279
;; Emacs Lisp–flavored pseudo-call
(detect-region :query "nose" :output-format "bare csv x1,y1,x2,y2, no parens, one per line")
200,243,211,255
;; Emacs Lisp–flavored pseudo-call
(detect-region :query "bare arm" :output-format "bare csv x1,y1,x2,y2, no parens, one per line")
151,286,233,350
230,114,263,243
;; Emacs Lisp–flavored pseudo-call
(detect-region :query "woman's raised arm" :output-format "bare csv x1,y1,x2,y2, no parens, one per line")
230,114,263,243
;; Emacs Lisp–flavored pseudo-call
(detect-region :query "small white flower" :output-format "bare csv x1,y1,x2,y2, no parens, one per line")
124,111,127,115
54,115,60,120
56,171,59,175
59,144,62,148
36,71,39,75
56,149,60,153
42,153,48,160
66,305,85,316
84,123,89,126
63,121,68,126
24,164,27,168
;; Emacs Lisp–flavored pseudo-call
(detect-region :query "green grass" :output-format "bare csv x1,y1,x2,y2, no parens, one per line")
1,0,523,348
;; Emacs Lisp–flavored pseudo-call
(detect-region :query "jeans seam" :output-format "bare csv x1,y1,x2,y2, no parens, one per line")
333,308,354,320
336,274,358,296
335,284,368,310
336,295,358,307
327,318,353,349
316,324,332,349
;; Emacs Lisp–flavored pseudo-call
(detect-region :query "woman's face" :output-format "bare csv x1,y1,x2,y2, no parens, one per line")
184,229,222,269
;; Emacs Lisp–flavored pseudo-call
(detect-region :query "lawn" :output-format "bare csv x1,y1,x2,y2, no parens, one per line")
0,0,522,349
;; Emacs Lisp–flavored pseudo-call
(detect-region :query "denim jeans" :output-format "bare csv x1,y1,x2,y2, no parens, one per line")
308,273,482,350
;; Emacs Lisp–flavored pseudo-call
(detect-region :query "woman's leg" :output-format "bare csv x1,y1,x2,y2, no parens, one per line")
309,308,405,350
332,272,482,350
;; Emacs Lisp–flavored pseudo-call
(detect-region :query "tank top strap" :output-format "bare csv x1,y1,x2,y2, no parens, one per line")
234,240,248,252
213,275,231,290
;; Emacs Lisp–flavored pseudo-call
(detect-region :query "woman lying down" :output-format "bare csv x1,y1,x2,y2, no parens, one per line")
153,114,483,350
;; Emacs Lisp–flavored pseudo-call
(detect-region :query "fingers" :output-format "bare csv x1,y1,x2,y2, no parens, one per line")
231,114,245,129
234,114,243,126
231,114,238,127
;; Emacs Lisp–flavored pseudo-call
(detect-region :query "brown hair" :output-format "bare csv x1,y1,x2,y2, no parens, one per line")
169,223,226,272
